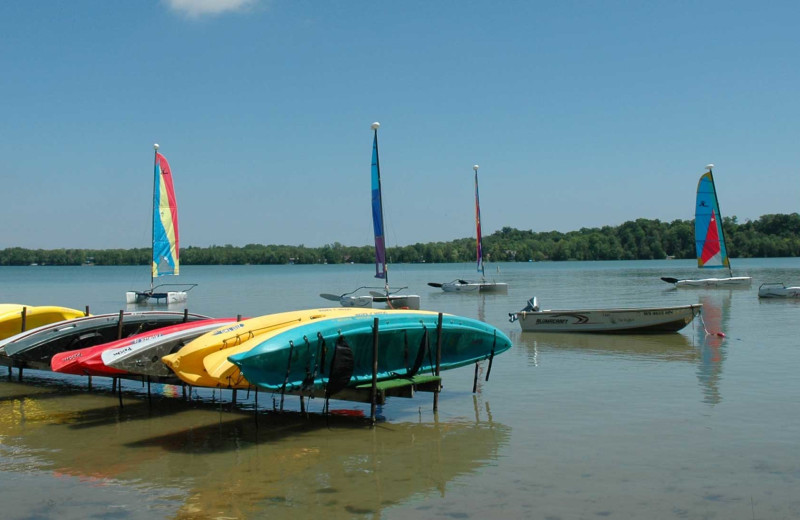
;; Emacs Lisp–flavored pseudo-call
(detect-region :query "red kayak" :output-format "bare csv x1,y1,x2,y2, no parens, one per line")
50,318,238,377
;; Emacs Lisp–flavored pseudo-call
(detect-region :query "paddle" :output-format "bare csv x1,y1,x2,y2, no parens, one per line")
427,282,443,288
319,293,342,301
660,277,679,284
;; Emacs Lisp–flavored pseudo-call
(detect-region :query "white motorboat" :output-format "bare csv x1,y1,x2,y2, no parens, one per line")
509,297,703,333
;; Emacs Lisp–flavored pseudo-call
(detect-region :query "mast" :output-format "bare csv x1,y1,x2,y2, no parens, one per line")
370,122,389,295
474,164,485,279
705,163,733,278
151,143,159,293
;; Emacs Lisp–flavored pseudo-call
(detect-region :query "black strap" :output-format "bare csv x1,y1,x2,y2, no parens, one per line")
485,331,496,381
408,326,428,377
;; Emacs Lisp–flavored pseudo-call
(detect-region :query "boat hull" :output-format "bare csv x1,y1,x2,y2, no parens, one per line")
512,304,702,333
229,312,512,393
1,311,210,370
479,282,508,293
442,281,481,293
340,294,421,310
0,305,87,340
674,277,751,287
126,291,188,305
95,318,239,378
758,283,800,298
202,309,444,389
161,307,390,387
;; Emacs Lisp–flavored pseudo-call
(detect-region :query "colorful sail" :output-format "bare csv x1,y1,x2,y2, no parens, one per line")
695,171,728,269
474,166,484,276
152,151,180,278
371,126,386,279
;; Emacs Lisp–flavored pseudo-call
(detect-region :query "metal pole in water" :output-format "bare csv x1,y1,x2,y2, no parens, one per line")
370,317,379,425
116,310,124,339
434,313,443,412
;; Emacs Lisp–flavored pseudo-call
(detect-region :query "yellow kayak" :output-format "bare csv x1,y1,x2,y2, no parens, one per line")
201,308,444,389
162,307,371,388
0,305,88,340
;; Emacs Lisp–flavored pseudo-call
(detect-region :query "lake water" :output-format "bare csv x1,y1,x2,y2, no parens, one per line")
1,259,799,519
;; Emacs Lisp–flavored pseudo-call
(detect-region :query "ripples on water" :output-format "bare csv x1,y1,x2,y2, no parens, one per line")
2,259,800,518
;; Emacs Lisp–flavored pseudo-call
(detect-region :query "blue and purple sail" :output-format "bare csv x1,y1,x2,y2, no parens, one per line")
695,169,728,270
371,123,387,280
152,147,180,281
474,165,484,276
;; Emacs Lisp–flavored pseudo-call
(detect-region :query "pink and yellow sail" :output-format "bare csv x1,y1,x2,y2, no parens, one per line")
151,146,180,279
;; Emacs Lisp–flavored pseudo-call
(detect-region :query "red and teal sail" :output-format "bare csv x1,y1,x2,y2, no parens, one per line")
151,146,180,282
474,165,484,277
695,168,729,271
371,123,387,280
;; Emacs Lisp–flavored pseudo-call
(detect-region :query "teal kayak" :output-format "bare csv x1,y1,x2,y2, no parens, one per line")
228,312,512,393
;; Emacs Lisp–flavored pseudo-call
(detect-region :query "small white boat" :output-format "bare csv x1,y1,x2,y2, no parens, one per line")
662,165,751,288
429,165,508,294
320,123,419,310
758,283,800,298
509,297,702,333
126,144,197,305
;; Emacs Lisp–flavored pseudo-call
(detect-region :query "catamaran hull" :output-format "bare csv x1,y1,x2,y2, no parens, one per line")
340,294,421,310
758,284,800,298
442,282,481,293
674,277,752,287
339,295,376,308
479,282,508,293
126,291,188,305
512,304,702,333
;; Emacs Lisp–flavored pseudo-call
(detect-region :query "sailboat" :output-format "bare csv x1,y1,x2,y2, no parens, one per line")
428,165,508,293
661,164,751,287
320,123,420,310
125,144,197,304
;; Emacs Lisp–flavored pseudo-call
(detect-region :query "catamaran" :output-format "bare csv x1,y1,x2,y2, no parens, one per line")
126,144,196,304
320,123,420,309
661,164,751,287
428,164,508,293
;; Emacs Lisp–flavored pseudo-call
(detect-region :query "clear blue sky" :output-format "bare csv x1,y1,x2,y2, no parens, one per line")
2,0,798,249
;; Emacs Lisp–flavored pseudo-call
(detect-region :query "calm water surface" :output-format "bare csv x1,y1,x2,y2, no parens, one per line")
1,259,799,519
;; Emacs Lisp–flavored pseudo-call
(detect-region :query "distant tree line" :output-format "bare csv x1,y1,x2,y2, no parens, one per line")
2,213,799,267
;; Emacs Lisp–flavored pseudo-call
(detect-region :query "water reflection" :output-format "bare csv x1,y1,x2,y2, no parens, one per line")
0,378,509,519
512,330,698,363
695,293,731,406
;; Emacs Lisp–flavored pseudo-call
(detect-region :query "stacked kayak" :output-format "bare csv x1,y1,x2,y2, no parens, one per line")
227,311,512,393
1,311,209,370
198,308,444,389
161,307,401,387
0,304,87,340
50,318,239,378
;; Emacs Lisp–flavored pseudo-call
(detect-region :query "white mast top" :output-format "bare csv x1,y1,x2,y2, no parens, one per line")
473,164,479,172
371,122,380,130
705,163,714,171
154,143,160,151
